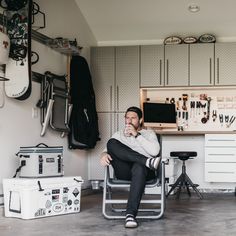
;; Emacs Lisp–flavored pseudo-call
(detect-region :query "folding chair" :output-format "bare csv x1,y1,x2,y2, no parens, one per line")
38,71,71,136
102,158,167,219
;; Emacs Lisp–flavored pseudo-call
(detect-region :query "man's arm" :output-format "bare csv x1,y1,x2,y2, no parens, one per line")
136,131,160,157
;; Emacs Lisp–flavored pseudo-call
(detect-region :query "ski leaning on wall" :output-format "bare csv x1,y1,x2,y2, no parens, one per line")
1,0,32,100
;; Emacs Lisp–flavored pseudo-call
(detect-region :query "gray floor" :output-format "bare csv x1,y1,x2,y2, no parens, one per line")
1,191,236,236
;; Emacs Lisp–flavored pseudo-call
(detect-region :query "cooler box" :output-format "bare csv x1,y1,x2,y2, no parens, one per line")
16,143,63,178
3,176,83,219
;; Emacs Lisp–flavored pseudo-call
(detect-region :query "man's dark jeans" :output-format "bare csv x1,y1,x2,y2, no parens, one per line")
107,138,155,217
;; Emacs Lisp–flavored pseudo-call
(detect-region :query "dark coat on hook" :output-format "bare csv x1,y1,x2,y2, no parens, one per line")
68,55,100,149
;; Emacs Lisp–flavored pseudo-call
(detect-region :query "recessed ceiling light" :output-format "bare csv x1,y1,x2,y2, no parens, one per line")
188,4,200,13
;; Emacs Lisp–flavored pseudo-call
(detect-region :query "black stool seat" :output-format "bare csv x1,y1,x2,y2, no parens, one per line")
170,151,197,160
167,151,203,199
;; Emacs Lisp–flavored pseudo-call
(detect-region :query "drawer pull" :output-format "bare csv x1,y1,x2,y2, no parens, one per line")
208,154,235,156
208,171,234,174
207,139,236,142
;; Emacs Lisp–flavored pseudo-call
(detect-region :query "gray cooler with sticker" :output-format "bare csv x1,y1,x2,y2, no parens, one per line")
16,143,64,178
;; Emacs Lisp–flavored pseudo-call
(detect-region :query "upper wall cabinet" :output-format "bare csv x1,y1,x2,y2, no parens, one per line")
164,44,189,86
140,45,164,87
189,43,214,86
215,43,236,86
91,47,115,112
115,46,140,112
91,46,140,113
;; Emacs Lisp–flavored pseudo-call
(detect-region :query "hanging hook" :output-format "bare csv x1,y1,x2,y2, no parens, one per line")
0,76,9,81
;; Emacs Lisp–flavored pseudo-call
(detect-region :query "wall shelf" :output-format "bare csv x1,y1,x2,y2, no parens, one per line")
0,13,82,56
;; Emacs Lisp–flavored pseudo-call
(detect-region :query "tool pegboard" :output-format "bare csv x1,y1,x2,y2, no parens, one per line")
141,87,236,132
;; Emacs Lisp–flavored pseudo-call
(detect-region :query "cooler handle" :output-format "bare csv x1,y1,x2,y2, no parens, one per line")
35,143,49,147
37,181,44,191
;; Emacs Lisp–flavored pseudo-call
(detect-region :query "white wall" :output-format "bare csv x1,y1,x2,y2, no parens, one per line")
0,0,97,196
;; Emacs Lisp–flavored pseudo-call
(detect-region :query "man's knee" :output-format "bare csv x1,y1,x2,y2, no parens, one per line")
131,163,148,178
107,138,120,151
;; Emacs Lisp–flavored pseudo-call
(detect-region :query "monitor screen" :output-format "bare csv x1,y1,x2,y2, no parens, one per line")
143,102,177,128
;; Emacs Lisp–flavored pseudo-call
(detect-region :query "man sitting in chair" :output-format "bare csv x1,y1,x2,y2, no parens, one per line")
100,106,160,228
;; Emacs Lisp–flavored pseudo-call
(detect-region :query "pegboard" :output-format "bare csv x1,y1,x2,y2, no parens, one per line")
141,87,236,132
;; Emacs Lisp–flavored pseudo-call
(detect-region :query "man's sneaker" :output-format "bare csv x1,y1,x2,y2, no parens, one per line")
125,214,138,228
146,157,161,171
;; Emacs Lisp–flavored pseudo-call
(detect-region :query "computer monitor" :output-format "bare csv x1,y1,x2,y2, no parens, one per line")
143,102,177,128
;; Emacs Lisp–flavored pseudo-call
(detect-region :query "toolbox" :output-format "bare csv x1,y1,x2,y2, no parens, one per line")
3,176,83,219
16,143,63,178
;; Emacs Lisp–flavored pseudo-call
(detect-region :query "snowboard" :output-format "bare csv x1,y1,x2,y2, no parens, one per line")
3,0,32,100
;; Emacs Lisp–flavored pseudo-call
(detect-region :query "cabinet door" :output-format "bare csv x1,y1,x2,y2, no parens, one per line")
88,112,125,180
88,112,114,180
90,47,115,112
115,46,140,112
164,44,189,86
215,43,236,85
140,45,164,87
190,44,214,86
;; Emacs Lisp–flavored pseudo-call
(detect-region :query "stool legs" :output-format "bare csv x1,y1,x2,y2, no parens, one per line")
166,160,203,199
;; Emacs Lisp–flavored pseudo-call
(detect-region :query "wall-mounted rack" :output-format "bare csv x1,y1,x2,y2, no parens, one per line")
0,13,82,55
32,71,44,83
32,30,82,55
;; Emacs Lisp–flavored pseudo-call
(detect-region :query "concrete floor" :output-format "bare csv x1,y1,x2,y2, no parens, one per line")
1,191,236,236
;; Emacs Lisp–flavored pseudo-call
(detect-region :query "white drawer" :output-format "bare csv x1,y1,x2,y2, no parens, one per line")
205,163,236,182
205,147,236,162
205,134,236,147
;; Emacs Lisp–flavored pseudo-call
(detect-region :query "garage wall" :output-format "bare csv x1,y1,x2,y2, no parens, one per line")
0,0,97,199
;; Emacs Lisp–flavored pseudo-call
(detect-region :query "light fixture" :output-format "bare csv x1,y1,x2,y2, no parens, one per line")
188,4,200,13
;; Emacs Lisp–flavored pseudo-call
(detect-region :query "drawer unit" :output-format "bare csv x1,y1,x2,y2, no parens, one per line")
205,134,236,182
205,134,236,147
205,148,236,163
205,163,236,182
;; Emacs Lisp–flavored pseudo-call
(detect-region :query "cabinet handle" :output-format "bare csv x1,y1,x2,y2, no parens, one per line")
116,86,119,111
209,58,212,84
110,86,113,111
217,58,220,84
207,139,236,142
208,154,235,156
166,59,169,85
110,113,112,136
208,171,234,174
116,113,119,130
160,60,162,85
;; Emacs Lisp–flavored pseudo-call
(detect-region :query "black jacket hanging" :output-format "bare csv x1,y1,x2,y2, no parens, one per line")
68,55,100,149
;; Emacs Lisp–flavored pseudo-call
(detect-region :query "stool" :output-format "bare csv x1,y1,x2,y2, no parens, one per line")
166,151,203,199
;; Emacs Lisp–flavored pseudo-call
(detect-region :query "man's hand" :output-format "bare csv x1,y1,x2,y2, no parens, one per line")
125,124,138,137
100,152,113,166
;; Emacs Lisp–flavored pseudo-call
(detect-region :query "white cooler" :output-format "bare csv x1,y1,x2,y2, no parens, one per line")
3,176,83,219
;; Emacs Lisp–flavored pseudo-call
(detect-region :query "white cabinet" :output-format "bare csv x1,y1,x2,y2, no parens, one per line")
189,44,214,86
164,43,214,87
88,112,125,180
90,46,140,180
215,43,236,86
88,113,111,180
205,134,236,182
115,46,140,111
140,45,164,87
91,47,115,112
91,46,140,112
164,44,189,86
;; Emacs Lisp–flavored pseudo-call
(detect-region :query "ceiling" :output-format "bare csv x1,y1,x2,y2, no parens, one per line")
75,0,236,46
